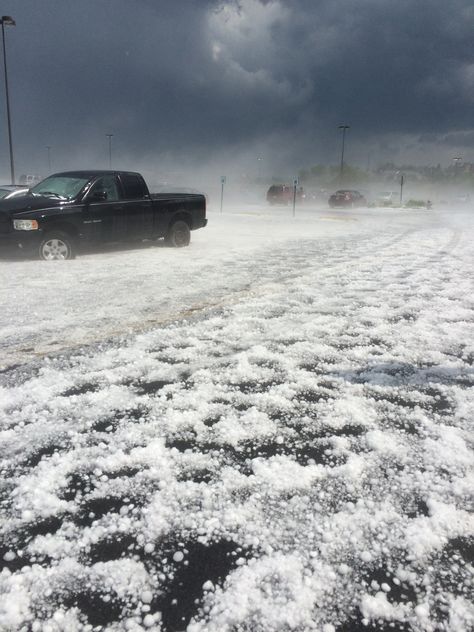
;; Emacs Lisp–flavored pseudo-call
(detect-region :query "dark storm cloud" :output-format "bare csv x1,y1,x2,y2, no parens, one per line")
1,0,473,177
275,0,474,132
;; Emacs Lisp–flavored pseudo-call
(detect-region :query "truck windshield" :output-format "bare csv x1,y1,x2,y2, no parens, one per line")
30,176,90,200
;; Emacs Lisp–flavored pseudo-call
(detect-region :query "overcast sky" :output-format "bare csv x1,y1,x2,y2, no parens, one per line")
1,0,473,182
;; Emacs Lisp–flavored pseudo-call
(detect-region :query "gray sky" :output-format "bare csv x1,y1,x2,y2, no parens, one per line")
1,0,473,182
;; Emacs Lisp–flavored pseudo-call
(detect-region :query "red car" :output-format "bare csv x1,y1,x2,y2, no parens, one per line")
267,184,304,205
328,189,367,208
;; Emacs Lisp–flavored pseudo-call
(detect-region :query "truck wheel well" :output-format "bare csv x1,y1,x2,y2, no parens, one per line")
43,222,78,239
170,211,192,229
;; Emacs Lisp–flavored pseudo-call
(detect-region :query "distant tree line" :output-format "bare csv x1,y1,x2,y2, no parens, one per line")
298,162,474,190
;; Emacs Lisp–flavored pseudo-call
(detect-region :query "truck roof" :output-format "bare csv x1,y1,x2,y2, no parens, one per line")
49,170,141,178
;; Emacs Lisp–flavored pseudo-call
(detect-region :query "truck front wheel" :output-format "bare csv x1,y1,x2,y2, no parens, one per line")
165,220,191,247
39,231,76,260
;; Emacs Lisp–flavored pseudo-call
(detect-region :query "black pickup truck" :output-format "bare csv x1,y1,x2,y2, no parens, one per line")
0,170,207,259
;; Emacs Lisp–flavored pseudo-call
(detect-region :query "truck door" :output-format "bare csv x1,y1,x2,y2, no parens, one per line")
82,175,125,242
118,173,153,239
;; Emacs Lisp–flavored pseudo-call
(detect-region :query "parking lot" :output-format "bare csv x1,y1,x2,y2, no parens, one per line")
0,205,473,631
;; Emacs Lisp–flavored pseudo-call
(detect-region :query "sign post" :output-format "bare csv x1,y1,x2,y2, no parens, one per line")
400,174,404,206
292,178,298,217
220,176,226,213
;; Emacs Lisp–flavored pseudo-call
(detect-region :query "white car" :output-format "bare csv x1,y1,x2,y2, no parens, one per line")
375,191,398,206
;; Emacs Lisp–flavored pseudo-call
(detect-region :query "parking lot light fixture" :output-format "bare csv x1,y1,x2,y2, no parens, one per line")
338,124,350,183
1,15,16,185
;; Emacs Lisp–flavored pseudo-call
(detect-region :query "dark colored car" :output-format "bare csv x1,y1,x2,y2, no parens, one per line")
0,185,29,200
328,190,367,208
0,170,207,260
267,184,304,205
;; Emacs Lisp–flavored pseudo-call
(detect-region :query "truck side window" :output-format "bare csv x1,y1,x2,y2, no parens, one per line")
89,176,120,201
120,174,147,199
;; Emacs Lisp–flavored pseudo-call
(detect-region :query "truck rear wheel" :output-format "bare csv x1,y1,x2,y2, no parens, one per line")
165,220,191,247
39,231,76,260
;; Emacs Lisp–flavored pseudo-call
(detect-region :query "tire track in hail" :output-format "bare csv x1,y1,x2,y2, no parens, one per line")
0,227,440,370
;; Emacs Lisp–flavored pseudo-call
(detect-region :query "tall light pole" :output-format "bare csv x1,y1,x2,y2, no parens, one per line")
399,173,405,206
1,16,16,184
106,133,113,169
46,145,52,172
338,124,350,183
220,175,226,213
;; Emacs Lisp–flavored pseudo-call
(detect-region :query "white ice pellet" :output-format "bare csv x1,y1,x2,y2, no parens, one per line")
141,590,153,604
143,614,155,627
173,551,184,562
3,551,15,562
415,603,430,618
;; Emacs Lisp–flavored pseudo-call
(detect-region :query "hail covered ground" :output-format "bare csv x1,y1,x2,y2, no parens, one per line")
0,202,473,631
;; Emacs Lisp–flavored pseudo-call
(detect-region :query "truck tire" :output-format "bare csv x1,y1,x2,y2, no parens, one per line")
39,231,76,260
165,220,191,247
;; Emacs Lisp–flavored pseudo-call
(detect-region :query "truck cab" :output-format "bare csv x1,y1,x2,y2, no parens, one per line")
0,170,207,259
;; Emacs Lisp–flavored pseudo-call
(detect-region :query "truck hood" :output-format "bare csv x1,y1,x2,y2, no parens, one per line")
0,194,64,216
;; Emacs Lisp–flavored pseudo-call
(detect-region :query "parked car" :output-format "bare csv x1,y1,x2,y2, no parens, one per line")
0,170,207,260
328,190,367,208
19,174,43,186
303,188,329,204
0,185,29,199
267,184,304,205
452,194,471,206
375,191,399,206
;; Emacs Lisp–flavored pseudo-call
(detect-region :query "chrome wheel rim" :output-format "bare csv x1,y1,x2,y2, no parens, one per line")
42,238,69,260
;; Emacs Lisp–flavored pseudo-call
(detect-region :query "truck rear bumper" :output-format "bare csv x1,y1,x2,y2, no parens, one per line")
193,218,208,230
